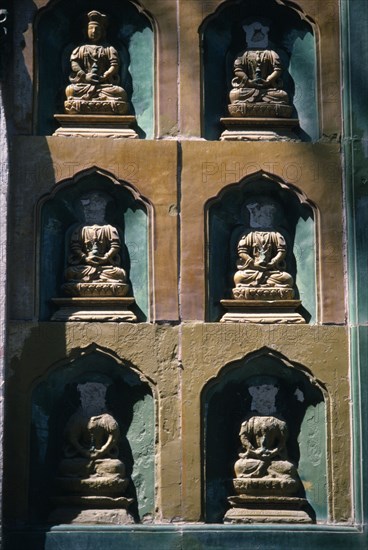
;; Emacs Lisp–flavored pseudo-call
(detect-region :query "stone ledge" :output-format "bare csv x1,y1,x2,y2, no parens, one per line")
51,297,137,322
53,114,139,139
5,523,362,550
220,299,305,324
220,117,300,142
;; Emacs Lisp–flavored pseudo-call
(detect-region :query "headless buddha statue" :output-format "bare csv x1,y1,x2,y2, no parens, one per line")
233,201,294,299
63,191,129,297
228,21,292,118
58,382,128,497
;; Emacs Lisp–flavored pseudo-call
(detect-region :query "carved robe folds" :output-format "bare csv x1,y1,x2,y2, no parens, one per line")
230,50,290,107
65,44,128,114
224,415,315,524
65,224,127,285
234,231,293,293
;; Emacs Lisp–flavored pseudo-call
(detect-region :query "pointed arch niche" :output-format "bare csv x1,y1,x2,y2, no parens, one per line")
200,0,318,141
205,172,317,323
201,348,328,523
29,346,155,523
37,168,152,321
34,0,155,137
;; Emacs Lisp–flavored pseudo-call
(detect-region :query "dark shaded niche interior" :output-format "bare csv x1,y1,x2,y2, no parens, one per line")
205,174,316,323
35,0,154,137
202,351,327,523
200,0,318,141
39,171,150,321
29,350,155,524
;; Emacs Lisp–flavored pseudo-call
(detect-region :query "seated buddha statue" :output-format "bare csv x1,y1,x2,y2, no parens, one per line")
224,382,314,524
64,11,128,115
228,21,292,118
232,200,294,300
233,414,303,496
63,191,129,297
57,382,128,497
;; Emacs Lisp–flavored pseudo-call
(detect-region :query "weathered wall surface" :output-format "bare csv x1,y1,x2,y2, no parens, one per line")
341,0,368,536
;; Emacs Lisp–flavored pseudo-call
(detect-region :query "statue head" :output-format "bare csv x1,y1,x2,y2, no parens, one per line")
80,191,113,224
87,10,108,43
242,19,270,49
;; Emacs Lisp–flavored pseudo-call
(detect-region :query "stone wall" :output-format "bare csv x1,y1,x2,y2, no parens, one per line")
3,0,368,548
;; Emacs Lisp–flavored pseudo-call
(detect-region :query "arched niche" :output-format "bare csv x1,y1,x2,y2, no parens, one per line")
205,172,317,322
38,169,151,321
34,0,155,138
29,347,155,523
200,0,318,141
201,349,328,523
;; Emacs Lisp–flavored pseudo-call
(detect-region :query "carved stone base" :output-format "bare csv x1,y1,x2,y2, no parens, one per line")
51,297,137,322
232,286,294,301
62,282,130,298
53,115,138,138
228,103,293,118
224,495,315,524
220,299,305,324
49,508,134,525
220,117,300,142
64,99,128,115
49,496,134,525
55,476,129,495
233,477,301,497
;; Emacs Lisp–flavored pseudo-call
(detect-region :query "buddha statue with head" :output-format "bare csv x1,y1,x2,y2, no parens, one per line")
64,10,128,115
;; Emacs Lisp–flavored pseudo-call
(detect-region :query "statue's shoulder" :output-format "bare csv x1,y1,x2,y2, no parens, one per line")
238,230,254,241
264,49,282,65
103,44,119,57
271,231,286,242
70,45,85,57
234,49,249,62
103,223,119,232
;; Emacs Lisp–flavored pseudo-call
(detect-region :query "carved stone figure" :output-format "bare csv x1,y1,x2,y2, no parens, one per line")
228,21,293,119
51,382,134,524
224,381,315,523
233,415,302,496
63,192,129,298
232,201,294,300
58,383,128,495
64,11,128,115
